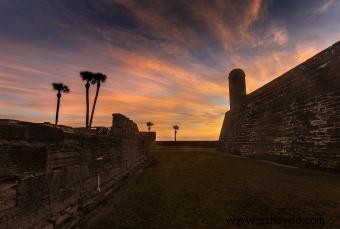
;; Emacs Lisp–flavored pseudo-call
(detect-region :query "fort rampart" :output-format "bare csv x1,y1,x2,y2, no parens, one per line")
219,41,340,172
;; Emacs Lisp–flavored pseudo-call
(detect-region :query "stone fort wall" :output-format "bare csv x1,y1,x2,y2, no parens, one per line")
219,41,340,172
0,114,155,228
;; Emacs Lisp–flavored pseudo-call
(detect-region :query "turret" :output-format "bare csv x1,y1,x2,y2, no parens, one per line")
228,68,246,111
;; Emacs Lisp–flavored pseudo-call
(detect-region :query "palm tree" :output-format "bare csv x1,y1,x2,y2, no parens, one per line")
52,83,70,125
80,71,95,128
89,72,107,128
173,125,179,141
146,122,154,132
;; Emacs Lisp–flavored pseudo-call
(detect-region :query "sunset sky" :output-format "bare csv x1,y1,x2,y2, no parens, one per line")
0,0,339,140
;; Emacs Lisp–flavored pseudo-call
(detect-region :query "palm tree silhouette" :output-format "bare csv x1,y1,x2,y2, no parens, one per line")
52,83,70,125
89,72,107,128
80,71,95,128
173,125,179,141
146,122,154,132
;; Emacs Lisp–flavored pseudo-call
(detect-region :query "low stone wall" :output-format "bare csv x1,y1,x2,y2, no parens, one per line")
0,117,155,228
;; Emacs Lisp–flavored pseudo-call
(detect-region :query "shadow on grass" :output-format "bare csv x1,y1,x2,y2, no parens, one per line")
86,146,340,228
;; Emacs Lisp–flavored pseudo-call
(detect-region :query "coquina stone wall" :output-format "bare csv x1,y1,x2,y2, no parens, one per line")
219,41,340,172
0,114,155,228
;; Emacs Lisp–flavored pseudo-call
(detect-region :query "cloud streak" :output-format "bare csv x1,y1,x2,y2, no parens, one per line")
317,0,335,14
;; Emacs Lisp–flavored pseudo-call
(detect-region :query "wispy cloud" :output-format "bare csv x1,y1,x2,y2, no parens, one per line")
316,0,335,14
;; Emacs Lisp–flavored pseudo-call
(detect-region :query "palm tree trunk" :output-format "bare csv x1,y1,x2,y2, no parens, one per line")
85,82,90,128
174,130,177,142
89,83,100,128
148,126,150,132
55,92,61,125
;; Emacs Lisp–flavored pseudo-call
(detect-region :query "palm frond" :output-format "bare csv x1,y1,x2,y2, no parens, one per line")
52,83,63,91
97,73,107,82
62,85,70,93
91,72,107,84
52,83,70,93
146,122,154,127
90,75,97,84
80,71,94,81
173,125,179,130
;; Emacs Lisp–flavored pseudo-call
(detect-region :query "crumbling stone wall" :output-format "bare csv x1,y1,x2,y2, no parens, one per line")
219,41,340,172
0,115,155,228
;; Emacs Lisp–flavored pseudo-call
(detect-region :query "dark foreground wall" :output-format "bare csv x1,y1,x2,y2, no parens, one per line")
0,116,155,228
219,41,340,172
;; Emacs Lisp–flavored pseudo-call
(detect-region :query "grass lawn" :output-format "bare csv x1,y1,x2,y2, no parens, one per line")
87,146,340,228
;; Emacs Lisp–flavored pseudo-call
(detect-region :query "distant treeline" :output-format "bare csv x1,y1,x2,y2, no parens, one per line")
157,141,217,147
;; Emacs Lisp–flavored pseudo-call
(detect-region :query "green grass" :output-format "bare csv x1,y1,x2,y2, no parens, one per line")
87,146,340,228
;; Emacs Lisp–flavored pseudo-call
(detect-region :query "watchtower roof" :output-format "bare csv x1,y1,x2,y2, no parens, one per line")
229,68,245,80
